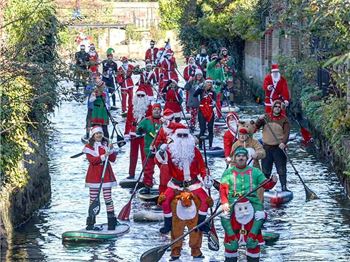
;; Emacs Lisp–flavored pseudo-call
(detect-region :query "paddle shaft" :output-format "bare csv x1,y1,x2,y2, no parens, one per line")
101,98,125,145
111,73,122,102
159,178,272,252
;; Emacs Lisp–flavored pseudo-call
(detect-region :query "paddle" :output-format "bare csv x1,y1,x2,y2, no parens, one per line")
200,135,219,251
140,178,272,262
88,152,110,217
112,72,122,103
263,116,318,201
117,124,162,220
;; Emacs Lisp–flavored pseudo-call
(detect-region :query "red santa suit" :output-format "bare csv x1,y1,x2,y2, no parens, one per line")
262,64,290,113
117,58,135,112
145,47,159,65
124,87,152,178
223,112,239,159
163,82,182,118
88,50,99,73
83,141,117,188
155,128,210,217
139,68,157,102
159,52,178,90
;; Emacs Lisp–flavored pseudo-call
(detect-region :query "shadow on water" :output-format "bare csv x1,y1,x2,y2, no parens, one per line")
6,98,350,262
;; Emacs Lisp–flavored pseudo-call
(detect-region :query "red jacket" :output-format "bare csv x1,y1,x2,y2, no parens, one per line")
145,47,158,64
164,88,182,114
139,70,157,97
183,64,198,82
156,147,206,181
83,142,117,186
262,74,290,107
125,104,152,135
160,57,178,82
117,64,134,89
223,130,237,158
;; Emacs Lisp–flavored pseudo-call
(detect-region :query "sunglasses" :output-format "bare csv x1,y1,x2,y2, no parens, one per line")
137,94,146,97
177,134,188,138
274,106,281,108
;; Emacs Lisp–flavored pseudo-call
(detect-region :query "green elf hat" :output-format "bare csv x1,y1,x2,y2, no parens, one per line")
234,147,248,156
106,48,115,55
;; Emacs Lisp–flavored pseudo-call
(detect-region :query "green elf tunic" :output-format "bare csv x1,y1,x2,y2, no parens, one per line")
136,116,161,156
207,59,226,100
91,92,109,126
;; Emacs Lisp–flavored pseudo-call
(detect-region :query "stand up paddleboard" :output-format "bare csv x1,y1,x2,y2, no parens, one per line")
62,223,130,242
119,178,144,189
133,206,164,222
81,136,89,145
262,231,280,244
264,190,293,206
214,119,227,128
110,105,118,111
221,105,240,113
200,147,224,158
137,188,159,203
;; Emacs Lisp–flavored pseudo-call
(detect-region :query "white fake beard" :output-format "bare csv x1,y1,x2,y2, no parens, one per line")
169,135,195,173
234,201,254,225
133,96,149,120
271,72,281,85
228,121,238,134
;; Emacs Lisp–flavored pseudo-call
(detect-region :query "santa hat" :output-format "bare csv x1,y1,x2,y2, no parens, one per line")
174,124,190,135
211,53,218,60
272,100,282,107
271,64,279,72
163,108,174,120
195,69,203,75
205,77,213,83
121,56,128,62
234,147,248,156
152,103,161,110
238,126,249,134
187,56,195,63
90,126,103,137
136,86,147,96
96,78,105,87
226,112,239,125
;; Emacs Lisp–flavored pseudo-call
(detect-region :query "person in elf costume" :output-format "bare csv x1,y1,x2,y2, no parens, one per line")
223,112,240,164
102,48,119,108
262,64,290,114
220,47,236,79
155,125,213,235
195,46,210,78
193,78,216,149
89,79,111,138
162,80,183,122
206,53,226,119
83,126,119,231
124,86,152,179
220,147,277,262
88,44,99,74
117,56,135,114
136,103,163,193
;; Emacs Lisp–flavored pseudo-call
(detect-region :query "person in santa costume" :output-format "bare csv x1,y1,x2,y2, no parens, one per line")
162,79,183,122
138,60,157,103
194,78,217,149
124,86,152,179
89,78,111,138
255,100,290,191
195,46,210,78
155,126,213,235
223,112,240,163
102,49,119,108
83,126,119,231
220,147,277,262
136,103,162,193
87,44,99,73
117,56,135,114
145,40,159,66
262,64,290,113
184,69,203,131
159,50,178,91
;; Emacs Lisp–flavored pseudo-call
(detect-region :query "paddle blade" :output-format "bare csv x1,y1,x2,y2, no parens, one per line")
300,127,313,144
305,185,319,201
140,245,167,262
88,198,100,217
117,201,131,220
70,152,84,158
208,221,220,251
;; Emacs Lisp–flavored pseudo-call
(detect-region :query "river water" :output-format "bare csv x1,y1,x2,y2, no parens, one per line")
5,87,350,262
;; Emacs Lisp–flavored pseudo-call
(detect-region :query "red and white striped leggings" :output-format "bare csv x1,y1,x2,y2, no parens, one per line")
89,187,114,213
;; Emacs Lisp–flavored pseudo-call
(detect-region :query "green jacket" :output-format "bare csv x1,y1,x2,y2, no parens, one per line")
136,116,161,155
206,59,225,82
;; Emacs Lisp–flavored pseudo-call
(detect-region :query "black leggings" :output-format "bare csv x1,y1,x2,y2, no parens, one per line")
198,111,214,148
261,145,287,187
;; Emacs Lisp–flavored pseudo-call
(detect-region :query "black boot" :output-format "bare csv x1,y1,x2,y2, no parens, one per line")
224,257,237,262
86,216,96,230
160,216,172,234
247,256,259,262
197,214,210,233
107,212,119,230
281,185,291,192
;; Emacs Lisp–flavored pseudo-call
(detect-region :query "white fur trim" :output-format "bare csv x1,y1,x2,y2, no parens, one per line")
175,128,190,135
246,251,260,258
155,150,168,164
271,69,279,72
167,180,202,191
173,112,182,118
100,155,106,162
163,113,174,120
91,126,103,136
136,90,146,95
176,200,197,220
225,252,238,258
198,210,207,216
164,213,172,218
83,147,99,157
85,182,117,188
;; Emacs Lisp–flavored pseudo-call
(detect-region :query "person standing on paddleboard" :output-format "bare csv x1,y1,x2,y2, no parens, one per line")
101,49,118,108
255,100,290,191
220,147,277,262
155,126,213,235
83,126,119,231
223,112,239,164
162,79,183,123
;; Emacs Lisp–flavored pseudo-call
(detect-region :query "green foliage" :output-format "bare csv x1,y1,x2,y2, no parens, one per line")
1,0,62,187
158,0,184,30
125,24,142,43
